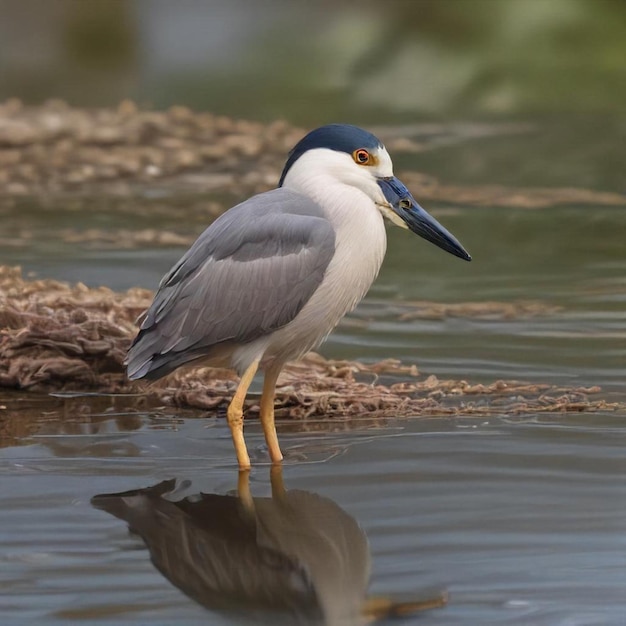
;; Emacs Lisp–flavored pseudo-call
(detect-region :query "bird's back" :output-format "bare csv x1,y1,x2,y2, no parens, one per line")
125,188,336,380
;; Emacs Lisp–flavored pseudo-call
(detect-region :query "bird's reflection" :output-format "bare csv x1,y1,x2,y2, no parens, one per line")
92,467,445,625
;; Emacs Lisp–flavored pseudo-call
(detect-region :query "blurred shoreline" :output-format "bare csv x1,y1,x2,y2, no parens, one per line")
1,100,624,210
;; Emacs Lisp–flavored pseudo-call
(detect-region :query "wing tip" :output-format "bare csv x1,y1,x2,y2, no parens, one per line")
126,359,152,381
126,350,182,382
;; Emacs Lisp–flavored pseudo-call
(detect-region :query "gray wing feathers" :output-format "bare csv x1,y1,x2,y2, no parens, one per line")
126,189,335,380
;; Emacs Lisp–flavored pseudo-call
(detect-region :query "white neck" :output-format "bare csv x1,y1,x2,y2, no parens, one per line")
282,148,386,225
282,148,388,314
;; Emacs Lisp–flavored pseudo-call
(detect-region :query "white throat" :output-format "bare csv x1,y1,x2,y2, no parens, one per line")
282,147,388,318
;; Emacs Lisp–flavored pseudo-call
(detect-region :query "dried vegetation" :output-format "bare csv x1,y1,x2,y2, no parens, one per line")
1,267,622,424
1,100,624,209
1,102,624,432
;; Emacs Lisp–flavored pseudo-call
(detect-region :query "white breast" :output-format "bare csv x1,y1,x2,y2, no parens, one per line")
231,147,390,372
259,169,387,368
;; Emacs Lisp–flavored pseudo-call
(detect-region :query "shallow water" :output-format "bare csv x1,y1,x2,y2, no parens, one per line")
2,407,625,625
2,120,626,624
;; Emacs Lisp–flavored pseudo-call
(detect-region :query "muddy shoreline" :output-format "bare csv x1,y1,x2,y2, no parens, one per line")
1,100,624,208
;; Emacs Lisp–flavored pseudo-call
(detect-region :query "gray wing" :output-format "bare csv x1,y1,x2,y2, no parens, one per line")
126,188,335,380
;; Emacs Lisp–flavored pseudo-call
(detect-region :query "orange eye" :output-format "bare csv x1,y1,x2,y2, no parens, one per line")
353,149,371,165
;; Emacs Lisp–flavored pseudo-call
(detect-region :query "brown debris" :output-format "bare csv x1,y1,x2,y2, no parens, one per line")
400,171,626,209
0,265,149,390
0,99,302,197
395,299,561,321
0,266,623,420
0,101,624,211
57,228,195,249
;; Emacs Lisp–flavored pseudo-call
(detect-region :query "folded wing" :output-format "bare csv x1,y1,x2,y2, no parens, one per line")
126,188,335,380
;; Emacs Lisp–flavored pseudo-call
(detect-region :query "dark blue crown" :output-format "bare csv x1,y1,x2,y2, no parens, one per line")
279,124,383,186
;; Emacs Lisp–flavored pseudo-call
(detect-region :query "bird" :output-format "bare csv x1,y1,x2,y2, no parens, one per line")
125,123,471,469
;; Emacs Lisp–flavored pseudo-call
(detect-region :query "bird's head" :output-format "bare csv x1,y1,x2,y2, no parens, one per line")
280,124,471,262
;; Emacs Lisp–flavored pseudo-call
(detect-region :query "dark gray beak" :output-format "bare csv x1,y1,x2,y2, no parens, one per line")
378,176,471,261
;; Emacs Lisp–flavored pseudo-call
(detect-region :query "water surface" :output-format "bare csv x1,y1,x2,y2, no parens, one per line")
1,119,625,624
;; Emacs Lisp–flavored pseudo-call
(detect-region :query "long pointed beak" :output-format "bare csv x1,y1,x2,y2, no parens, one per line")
377,176,471,261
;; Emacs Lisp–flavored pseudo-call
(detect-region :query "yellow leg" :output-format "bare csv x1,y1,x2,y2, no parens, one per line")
227,360,259,469
260,364,283,463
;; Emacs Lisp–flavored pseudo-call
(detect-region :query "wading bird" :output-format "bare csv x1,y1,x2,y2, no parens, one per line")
126,124,471,468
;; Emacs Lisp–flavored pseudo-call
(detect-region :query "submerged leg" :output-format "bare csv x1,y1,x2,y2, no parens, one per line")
226,360,259,469
259,363,283,463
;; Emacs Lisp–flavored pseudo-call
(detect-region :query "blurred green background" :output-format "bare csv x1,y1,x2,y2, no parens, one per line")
1,0,625,124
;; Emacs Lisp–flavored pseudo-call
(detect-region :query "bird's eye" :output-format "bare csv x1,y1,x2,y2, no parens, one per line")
399,198,412,210
353,149,371,165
